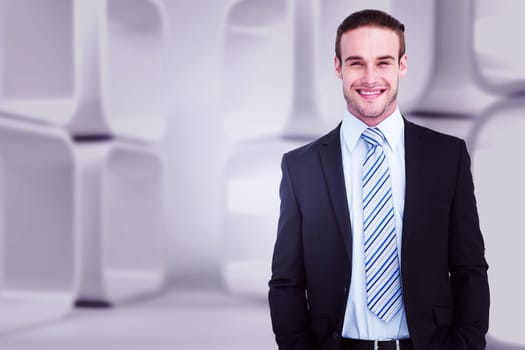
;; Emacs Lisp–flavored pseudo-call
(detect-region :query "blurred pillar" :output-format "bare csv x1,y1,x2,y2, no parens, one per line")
409,0,497,118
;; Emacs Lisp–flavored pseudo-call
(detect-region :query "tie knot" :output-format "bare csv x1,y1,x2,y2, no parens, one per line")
361,128,386,148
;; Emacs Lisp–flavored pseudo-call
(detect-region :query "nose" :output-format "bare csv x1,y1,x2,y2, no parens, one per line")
361,66,377,85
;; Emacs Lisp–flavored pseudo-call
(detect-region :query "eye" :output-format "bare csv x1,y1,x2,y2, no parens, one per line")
378,61,390,66
349,61,362,67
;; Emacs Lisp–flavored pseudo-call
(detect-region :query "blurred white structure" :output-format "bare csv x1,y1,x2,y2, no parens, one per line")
0,0,75,124
223,0,292,141
222,0,331,298
75,141,166,306
69,0,168,142
70,0,169,305
471,97,525,347
0,0,168,141
223,138,297,297
0,0,169,323
0,118,75,333
409,0,497,118
475,0,525,94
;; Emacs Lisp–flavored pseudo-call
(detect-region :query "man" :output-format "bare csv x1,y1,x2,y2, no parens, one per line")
268,9,489,350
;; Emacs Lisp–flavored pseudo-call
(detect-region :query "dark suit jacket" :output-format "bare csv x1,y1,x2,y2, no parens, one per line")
268,119,489,350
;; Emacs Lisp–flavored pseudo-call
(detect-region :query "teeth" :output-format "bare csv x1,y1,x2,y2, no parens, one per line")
360,90,381,95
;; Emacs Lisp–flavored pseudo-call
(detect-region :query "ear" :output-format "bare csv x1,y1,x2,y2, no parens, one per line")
399,54,407,77
334,56,342,79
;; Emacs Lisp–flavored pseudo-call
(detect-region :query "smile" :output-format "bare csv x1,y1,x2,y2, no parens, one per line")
356,89,385,99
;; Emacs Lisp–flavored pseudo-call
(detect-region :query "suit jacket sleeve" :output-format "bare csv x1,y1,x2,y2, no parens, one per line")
268,154,314,350
449,140,490,349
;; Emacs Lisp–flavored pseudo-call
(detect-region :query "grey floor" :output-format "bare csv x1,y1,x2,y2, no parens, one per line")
0,285,524,350
0,286,275,349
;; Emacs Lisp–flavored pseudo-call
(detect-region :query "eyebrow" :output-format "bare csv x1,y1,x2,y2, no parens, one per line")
344,56,363,63
377,55,396,61
344,55,396,63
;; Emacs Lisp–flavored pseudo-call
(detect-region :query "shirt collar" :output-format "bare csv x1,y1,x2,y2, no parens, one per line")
341,107,404,152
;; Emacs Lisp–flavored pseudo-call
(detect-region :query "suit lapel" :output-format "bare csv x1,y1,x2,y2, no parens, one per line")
319,125,353,261
402,119,424,242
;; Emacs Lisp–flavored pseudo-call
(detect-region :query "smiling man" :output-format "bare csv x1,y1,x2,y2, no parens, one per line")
269,9,489,350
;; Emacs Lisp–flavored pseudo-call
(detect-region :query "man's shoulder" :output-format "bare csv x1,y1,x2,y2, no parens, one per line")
284,124,341,161
405,118,464,145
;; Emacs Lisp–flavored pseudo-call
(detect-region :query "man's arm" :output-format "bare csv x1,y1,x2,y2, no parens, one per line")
268,155,314,349
448,140,490,349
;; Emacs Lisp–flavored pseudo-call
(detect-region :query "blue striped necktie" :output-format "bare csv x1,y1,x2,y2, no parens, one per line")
361,128,402,322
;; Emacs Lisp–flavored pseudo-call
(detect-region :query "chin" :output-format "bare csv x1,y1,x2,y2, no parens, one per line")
360,109,386,120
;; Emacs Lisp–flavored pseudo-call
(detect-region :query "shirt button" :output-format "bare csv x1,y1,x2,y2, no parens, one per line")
332,331,339,340
343,287,348,294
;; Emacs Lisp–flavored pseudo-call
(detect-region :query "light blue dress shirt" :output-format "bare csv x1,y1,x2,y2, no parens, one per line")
340,108,410,340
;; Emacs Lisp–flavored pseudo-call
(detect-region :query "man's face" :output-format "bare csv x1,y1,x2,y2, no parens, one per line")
334,26,407,126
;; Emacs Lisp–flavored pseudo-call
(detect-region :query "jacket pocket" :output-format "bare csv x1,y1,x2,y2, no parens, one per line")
433,307,453,327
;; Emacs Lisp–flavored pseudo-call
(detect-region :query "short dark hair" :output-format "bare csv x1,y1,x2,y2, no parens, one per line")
335,9,406,62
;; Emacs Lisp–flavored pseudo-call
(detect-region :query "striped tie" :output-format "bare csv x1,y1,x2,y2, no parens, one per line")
361,128,402,322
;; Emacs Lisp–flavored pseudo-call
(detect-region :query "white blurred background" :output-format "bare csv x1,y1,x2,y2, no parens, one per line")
0,0,524,349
